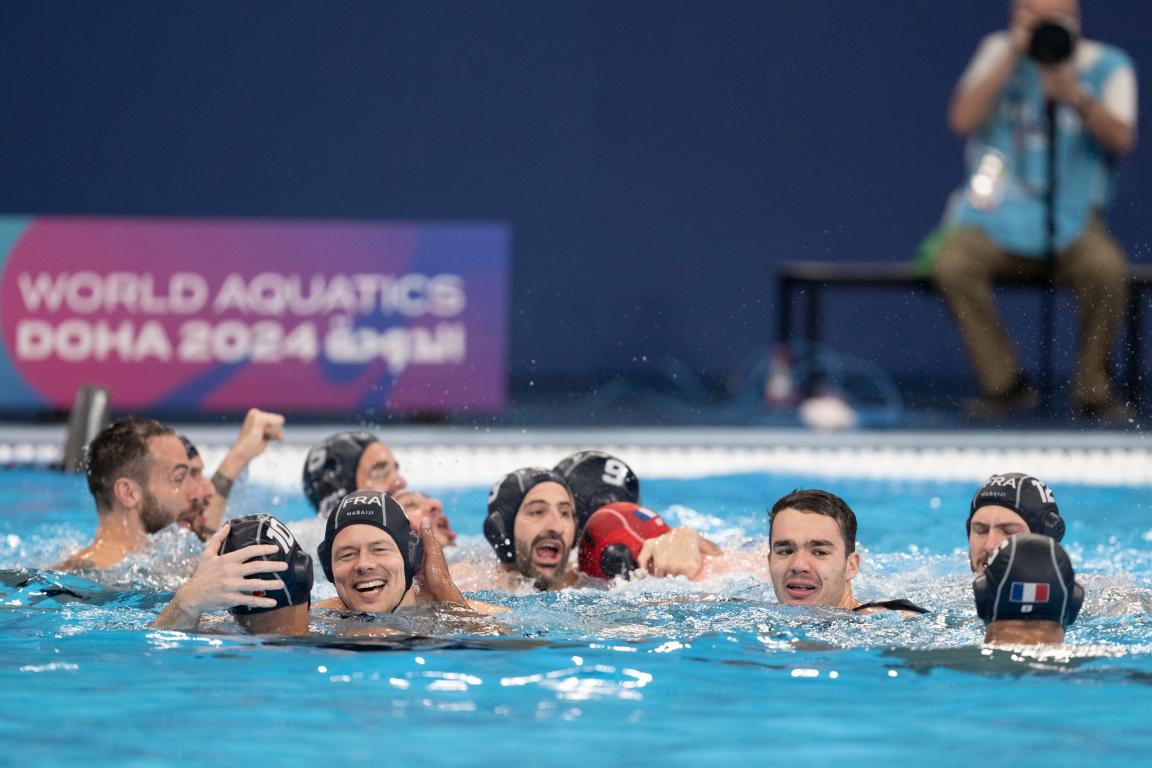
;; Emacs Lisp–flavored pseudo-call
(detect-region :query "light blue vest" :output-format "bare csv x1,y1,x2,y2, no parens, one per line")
950,43,1132,257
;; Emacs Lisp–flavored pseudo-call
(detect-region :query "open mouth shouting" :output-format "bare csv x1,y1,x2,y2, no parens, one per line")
531,533,567,570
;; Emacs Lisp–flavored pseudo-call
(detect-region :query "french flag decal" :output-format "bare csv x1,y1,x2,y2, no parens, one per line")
631,507,659,522
1010,582,1050,603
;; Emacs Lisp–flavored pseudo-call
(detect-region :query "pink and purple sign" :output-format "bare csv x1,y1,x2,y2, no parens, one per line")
0,217,508,413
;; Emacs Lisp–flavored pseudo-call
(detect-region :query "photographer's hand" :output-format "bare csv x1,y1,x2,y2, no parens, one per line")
1041,62,1134,155
1040,61,1082,104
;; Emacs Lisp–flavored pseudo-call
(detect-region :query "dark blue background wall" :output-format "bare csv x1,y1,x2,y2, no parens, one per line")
2,1,1148,409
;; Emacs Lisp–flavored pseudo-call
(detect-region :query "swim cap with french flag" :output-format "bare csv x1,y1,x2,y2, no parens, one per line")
973,533,1083,626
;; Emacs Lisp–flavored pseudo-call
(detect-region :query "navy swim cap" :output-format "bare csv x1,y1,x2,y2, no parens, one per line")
554,450,640,531
484,468,571,564
317,490,422,591
218,514,314,615
967,473,1065,542
973,534,1083,627
302,431,378,515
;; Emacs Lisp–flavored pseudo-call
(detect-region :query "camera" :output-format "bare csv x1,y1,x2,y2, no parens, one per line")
1028,19,1076,65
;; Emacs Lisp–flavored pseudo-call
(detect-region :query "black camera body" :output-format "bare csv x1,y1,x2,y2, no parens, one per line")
1029,19,1077,65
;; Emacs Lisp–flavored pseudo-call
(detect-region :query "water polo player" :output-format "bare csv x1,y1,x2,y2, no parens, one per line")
313,490,473,613
974,533,1083,645
579,501,671,579
175,434,216,541
154,513,312,635
485,468,579,591
555,450,720,580
769,489,927,614
56,417,201,572
303,431,407,516
967,473,1066,573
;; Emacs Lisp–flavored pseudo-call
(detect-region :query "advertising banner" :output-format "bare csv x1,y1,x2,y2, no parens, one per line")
0,217,508,413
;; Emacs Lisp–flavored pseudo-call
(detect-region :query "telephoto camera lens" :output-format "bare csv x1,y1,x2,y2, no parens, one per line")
1029,20,1075,65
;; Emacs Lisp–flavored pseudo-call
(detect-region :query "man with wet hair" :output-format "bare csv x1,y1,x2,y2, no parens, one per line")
974,533,1083,644
393,489,457,548
768,489,926,613
174,435,216,541
966,472,1065,573
54,417,200,571
155,514,312,635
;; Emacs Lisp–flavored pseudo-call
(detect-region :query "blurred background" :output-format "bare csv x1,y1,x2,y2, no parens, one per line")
0,0,1148,428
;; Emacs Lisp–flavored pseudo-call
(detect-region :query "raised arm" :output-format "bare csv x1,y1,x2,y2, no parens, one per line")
203,409,285,529
949,19,1031,137
410,517,468,607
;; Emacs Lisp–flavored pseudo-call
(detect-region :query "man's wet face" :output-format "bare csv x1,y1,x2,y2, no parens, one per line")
176,454,215,540
139,435,194,534
512,482,576,590
768,508,859,608
355,442,407,494
968,505,1030,573
331,525,408,613
394,489,456,547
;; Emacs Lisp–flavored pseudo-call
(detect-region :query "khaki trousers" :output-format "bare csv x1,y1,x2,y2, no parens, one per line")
932,217,1129,407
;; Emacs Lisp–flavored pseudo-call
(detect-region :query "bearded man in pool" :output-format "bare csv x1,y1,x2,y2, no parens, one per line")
478,463,721,592
965,472,1066,574
768,489,927,614
55,417,202,572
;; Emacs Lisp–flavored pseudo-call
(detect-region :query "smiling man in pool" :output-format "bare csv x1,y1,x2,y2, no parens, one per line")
966,473,1066,574
313,489,495,616
768,489,927,614
156,492,482,634
55,417,201,572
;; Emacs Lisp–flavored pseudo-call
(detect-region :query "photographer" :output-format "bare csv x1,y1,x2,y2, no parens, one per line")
932,0,1137,421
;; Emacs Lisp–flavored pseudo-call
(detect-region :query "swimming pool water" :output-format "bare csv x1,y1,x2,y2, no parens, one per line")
1,447,1150,768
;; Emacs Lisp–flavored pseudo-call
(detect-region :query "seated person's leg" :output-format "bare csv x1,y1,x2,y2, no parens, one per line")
933,227,1031,403
1057,216,1130,415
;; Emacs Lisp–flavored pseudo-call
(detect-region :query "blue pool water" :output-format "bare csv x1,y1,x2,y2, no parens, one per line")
1,455,1150,768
